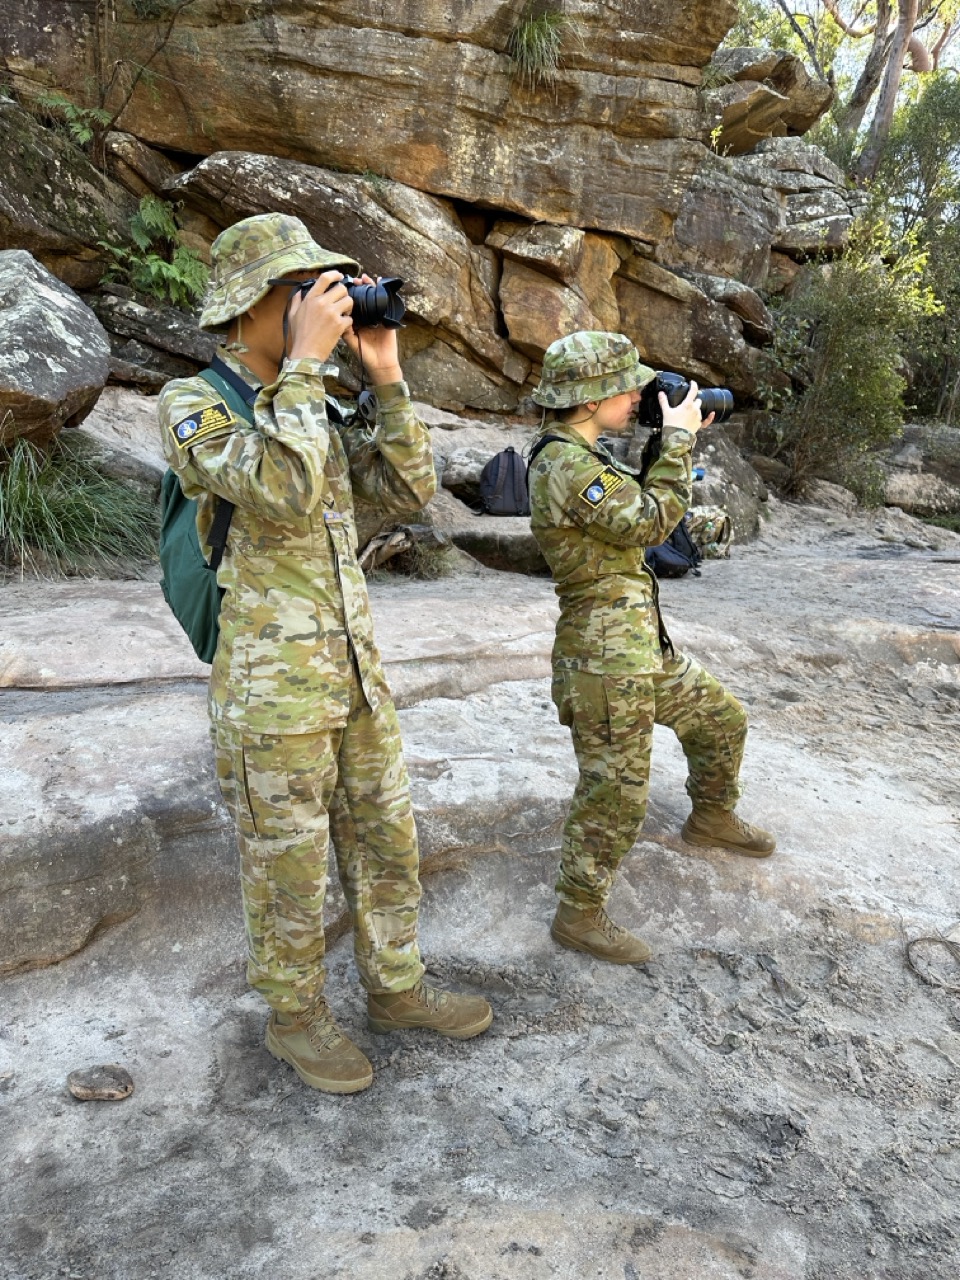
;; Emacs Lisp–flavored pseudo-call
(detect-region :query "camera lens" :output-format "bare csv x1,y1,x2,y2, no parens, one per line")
698,387,734,422
342,276,406,329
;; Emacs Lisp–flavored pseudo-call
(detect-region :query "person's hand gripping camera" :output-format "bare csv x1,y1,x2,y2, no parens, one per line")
658,379,716,436
284,272,405,385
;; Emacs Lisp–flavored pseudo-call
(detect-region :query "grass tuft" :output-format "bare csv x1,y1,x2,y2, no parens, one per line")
0,426,159,576
507,6,578,89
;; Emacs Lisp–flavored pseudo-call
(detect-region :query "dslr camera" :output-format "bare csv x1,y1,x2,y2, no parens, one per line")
637,371,733,429
268,273,406,328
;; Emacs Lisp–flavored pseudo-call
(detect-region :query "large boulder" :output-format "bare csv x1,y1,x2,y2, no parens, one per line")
882,422,960,516
4,1,734,242
0,97,136,290
707,47,833,154
0,252,110,446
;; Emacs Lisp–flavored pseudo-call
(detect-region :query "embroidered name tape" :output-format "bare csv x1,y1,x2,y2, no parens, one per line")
579,466,625,509
323,511,345,524
170,401,233,450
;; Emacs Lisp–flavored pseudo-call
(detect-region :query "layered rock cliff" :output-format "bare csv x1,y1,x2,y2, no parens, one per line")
0,1,856,414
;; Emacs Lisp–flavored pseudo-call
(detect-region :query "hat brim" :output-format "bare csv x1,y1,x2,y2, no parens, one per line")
199,241,361,331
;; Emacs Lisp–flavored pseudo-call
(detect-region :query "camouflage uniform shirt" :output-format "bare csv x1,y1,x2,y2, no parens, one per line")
528,420,694,675
159,348,436,733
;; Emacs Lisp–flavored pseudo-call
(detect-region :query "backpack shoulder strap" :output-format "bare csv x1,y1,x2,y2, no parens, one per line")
193,359,258,570
199,356,258,419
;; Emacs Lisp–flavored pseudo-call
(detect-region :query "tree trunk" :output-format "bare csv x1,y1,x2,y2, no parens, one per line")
855,0,920,182
837,0,892,136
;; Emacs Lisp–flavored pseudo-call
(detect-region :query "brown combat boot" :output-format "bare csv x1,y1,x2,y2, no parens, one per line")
551,902,653,965
367,980,493,1039
681,805,776,857
265,1000,373,1094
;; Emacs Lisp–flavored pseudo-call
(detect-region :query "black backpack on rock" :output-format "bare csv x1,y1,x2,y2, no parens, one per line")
479,446,530,515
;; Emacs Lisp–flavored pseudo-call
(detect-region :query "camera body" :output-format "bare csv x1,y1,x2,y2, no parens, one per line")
637,371,734,429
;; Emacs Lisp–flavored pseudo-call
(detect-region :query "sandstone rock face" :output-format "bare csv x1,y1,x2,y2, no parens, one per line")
3,0,733,242
660,141,866,294
0,97,136,290
615,256,758,396
0,7,862,415
660,153,783,288
744,139,867,257
89,289,217,367
0,252,110,446
74,385,166,483
708,47,833,154
104,131,181,200
675,271,774,344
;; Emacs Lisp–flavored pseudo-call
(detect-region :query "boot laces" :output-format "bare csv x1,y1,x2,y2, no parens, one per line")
593,908,625,941
411,980,447,1013
302,1001,344,1053
728,812,754,837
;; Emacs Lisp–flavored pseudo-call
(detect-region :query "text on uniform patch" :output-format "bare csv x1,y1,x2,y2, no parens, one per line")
170,401,234,450
579,466,625,509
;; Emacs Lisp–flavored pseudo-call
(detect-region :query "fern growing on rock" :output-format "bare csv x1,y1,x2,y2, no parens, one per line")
100,194,208,310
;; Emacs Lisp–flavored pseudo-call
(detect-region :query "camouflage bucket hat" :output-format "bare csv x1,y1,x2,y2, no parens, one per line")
532,330,656,409
199,212,360,331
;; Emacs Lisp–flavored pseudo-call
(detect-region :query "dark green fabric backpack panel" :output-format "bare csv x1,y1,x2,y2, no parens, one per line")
159,467,225,663
158,365,254,664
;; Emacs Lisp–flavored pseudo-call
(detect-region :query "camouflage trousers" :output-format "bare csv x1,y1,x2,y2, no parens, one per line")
213,683,424,1014
552,650,747,909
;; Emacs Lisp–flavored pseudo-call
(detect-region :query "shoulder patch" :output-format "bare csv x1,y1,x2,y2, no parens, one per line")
579,466,626,509
169,401,235,450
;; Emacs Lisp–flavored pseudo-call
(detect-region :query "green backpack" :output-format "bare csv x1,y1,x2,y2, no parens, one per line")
159,360,256,664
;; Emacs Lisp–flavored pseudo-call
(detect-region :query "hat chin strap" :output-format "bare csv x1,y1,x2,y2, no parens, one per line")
225,314,249,354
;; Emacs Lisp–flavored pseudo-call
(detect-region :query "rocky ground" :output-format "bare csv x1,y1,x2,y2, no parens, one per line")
3,497,960,1280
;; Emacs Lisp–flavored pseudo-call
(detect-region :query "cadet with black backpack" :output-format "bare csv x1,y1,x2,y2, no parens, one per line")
527,331,776,967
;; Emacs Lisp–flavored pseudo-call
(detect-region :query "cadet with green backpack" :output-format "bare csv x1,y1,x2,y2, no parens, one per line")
158,212,492,1097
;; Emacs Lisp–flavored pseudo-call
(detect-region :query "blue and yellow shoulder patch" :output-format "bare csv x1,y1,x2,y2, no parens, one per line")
169,401,235,450
579,466,625,508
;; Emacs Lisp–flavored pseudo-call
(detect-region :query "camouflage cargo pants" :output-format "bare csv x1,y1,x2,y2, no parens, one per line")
213,683,424,1014
553,650,747,908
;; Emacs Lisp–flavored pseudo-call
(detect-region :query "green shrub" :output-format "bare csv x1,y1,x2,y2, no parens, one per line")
507,5,579,89
101,194,208,309
760,219,939,503
0,429,158,575
32,89,112,149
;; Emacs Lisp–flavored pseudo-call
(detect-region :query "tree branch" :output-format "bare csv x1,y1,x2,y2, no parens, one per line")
823,0,876,39
774,0,829,81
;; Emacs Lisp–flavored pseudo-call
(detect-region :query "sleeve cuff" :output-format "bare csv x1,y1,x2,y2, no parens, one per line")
373,380,411,408
661,426,695,449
